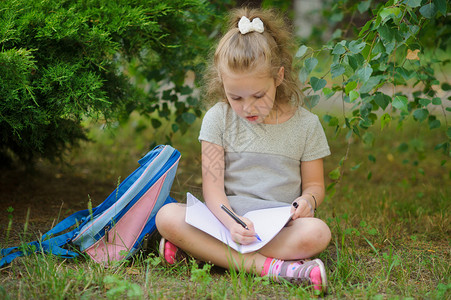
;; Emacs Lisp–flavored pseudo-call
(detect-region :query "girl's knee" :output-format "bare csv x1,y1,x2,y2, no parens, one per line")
309,218,331,251
155,203,185,235
297,218,331,254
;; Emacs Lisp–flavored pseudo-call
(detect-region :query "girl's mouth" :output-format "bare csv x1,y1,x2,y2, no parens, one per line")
246,116,259,122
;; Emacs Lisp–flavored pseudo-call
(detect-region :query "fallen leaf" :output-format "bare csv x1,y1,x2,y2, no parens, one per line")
406,49,420,60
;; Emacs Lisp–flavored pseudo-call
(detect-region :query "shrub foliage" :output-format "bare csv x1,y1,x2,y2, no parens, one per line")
0,0,211,165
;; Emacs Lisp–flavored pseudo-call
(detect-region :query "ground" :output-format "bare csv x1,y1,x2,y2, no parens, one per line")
0,161,116,246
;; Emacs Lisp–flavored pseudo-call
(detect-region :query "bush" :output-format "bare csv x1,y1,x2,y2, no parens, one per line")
0,0,212,166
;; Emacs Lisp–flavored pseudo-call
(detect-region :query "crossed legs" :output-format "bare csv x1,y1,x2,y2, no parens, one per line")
155,202,331,275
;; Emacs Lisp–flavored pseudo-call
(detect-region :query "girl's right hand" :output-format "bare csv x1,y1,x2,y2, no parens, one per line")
229,217,258,245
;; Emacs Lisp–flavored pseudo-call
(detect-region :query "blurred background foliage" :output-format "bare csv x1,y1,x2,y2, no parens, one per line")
1,0,449,168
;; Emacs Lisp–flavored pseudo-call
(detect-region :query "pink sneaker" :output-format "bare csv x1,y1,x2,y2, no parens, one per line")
158,237,187,265
271,258,327,292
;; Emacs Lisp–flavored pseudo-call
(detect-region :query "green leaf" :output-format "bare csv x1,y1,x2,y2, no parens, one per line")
380,7,402,23
393,95,408,112
363,131,375,146
351,163,361,171
331,29,342,40
360,76,382,94
349,40,366,54
299,68,309,83
331,63,345,78
413,108,428,122
433,0,447,15
332,43,346,55
368,154,376,163
151,118,162,129
432,97,442,105
356,66,373,82
359,20,373,36
442,82,451,91
420,3,437,18
181,112,196,124
404,0,422,8
419,98,431,107
324,115,339,126
328,167,341,180
187,96,198,106
409,25,420,35
447,127,451,139
396,67,413,81
375,93,390,110
384,41,396,54
429,119,441,129
296,45,308,58
349,90,359,102
378,25,394,42
358,0,372,13
323,87,335,98
180,85,192,95
381,113,391,130
305,95,320,109
304,57,318,73
345,81,358,94
310,77,327,92
331,12,344,22
371,41,385,56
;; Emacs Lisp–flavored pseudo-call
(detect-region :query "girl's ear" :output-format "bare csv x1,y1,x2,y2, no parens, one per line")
276,66,284,86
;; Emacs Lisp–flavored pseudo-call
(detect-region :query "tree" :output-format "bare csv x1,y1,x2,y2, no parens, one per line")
293,0,450,189
0,0,213,166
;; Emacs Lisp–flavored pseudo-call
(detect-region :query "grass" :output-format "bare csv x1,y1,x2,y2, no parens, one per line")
0,110,450,299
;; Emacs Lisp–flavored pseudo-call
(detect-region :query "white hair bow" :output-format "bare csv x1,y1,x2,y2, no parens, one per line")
238,16,264,34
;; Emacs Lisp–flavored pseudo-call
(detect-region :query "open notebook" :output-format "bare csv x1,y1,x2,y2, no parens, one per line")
185,193,292,254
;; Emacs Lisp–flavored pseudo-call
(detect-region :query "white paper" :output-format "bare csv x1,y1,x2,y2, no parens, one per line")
185,193,292,253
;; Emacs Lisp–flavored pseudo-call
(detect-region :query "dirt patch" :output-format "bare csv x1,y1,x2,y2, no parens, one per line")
0,162,116,246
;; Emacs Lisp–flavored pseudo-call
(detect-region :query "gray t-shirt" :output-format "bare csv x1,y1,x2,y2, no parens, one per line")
199,102,330,215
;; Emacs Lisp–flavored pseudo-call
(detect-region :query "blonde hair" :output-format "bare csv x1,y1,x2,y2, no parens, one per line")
202,7,302,108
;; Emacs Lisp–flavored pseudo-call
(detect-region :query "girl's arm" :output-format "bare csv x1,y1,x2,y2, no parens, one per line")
291,158,326,219
201,141,258,244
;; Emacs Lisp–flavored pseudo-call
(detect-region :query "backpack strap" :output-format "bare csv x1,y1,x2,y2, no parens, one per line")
40,230,81,258
0,241,40,266
0,209,91,267
41,209,91,240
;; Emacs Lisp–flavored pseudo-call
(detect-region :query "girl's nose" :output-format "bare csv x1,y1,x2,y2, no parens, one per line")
243,98,255,113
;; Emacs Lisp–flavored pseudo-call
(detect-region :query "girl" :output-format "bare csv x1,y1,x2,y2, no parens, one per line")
156,7,331,292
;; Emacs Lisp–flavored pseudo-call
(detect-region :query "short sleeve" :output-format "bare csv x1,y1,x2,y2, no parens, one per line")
300,115,331,161
198,103,225,147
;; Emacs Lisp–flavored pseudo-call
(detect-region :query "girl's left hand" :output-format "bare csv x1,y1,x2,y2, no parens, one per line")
290,197,314,219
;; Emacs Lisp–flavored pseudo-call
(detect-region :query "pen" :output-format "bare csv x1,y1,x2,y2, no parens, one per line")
220,204,262,241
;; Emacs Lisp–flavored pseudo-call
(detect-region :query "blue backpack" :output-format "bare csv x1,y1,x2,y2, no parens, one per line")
1,145,180,266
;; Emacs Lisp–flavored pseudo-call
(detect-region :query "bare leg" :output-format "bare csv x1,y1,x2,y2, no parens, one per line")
156,202,267,275
259,217,331,260
155,203,331,273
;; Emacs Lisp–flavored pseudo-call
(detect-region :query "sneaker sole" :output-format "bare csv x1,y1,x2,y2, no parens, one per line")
313,258,328,293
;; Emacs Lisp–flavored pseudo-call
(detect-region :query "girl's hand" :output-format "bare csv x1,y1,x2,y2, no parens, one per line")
291,196,314,219
228,217,258,245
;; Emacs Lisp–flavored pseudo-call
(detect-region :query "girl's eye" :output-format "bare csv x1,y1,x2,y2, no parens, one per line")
255,94,264,99
230,96,241,101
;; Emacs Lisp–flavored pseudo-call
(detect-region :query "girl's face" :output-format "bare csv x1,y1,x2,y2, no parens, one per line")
221,67,284,124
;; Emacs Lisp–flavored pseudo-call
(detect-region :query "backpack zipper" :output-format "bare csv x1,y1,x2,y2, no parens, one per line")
104,225,110,242
142,234,149,250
